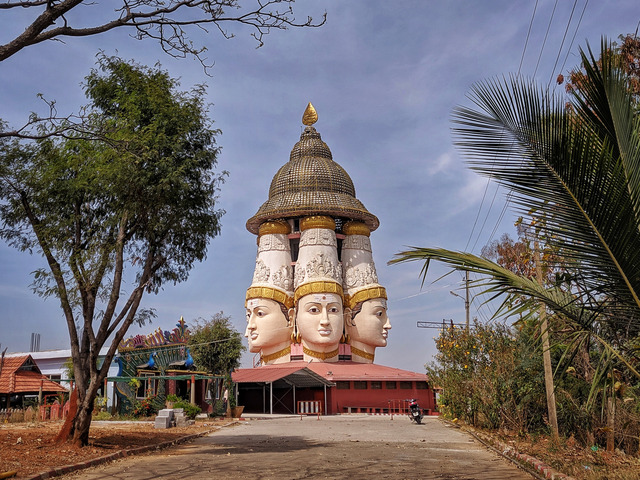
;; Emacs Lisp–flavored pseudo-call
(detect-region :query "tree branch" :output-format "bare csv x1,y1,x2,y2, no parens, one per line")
0,1,327,63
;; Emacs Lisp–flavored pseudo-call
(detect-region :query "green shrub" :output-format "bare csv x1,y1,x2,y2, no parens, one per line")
132,395,158,417
173,400,201,419
93,411,113,421
211,399,226,417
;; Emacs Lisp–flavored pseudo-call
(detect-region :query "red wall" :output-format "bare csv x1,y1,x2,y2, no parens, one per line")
328,381,436,415
238,381,437,415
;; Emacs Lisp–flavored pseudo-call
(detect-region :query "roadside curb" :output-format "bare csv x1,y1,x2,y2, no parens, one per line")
442,419,575,480
23,423,237,480
472,431,576,480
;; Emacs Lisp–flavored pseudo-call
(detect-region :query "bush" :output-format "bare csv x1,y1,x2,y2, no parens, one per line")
173,400,201,419
94,395,107,412
93,411,113,421
210,399,226,417
132,395,158,417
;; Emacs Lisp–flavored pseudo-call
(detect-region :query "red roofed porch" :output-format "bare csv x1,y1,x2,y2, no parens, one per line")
233,363,334,415
232,362,436,416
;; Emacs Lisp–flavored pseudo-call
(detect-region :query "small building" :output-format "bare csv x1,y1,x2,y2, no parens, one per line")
113,318,223,414
3,349,119,409
233,362,436,416
0,354,67,408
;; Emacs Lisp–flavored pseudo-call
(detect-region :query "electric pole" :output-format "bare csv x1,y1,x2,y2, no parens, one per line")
450,271,471,331
464,270,470,330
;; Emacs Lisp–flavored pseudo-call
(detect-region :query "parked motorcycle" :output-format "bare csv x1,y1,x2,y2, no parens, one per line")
408,399,423,424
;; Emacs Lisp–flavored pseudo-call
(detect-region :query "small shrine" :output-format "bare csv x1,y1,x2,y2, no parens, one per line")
113,318,221,414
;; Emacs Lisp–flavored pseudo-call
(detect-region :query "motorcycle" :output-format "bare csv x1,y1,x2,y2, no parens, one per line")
408,399,423,424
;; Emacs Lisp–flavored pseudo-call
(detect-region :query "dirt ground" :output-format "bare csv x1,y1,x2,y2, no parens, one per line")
1,416,640,480
0,418,232,479
486,429,640,480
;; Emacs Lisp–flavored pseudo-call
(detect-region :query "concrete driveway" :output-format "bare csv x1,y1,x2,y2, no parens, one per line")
65,415,536,480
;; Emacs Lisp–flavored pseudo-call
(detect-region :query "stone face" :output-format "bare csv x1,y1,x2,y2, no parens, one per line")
244,114,388,365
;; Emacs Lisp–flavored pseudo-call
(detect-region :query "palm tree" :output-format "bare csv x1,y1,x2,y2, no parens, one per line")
391,38,640,378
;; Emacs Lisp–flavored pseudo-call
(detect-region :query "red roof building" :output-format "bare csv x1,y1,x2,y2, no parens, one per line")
0,355,67,408
232,361,436,416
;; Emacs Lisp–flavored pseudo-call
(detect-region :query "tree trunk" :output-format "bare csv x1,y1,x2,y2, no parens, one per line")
606,391,615,452
53,389,77,444
72,401,94,446
535,241,559,439
57,369,103,446
540,311,559,439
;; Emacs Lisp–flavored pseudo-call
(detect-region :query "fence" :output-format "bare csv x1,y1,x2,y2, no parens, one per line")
0,401,71,423
387,399,432,419
297,400,322,419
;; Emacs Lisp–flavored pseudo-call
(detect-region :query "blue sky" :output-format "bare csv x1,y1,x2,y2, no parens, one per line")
1,1,639,371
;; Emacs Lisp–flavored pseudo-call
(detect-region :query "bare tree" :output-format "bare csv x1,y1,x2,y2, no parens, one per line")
0,1,326,62
0,0,326,138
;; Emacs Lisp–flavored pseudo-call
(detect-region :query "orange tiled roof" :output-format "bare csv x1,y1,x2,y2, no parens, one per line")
0,354,67,394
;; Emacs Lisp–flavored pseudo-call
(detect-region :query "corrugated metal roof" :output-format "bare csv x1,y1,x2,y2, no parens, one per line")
233,363,335,388
232,361,428,386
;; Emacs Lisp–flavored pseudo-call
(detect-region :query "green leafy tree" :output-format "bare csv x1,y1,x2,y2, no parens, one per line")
429,321,542,431
0,55,225,445
189,312,245,376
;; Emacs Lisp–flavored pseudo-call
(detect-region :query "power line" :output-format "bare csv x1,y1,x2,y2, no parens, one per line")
473,0,589,252
480,0,563,249
533,0,559,77
547,0,580,90
464,0,541,253
559,0,589,75
518,0,540,74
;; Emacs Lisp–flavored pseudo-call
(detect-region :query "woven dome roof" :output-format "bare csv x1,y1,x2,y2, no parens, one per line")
246,125,379,234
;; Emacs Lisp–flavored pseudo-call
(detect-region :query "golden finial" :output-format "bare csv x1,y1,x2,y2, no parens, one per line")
302,102,318,126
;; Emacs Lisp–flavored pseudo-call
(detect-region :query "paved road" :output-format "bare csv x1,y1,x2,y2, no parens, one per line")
66,415,535,480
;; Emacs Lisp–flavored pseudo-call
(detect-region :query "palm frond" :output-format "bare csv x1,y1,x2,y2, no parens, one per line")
450,39,640,319
391,248,640,379
390,247,591,324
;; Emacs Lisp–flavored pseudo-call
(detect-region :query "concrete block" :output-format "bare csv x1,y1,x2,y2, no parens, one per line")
157,409,174,420
154,415,172,429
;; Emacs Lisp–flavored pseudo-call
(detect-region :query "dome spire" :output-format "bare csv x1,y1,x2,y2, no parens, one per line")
246,105,379,235
302,102,318,126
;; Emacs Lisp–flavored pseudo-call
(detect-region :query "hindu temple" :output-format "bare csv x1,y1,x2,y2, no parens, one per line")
232,104,436,415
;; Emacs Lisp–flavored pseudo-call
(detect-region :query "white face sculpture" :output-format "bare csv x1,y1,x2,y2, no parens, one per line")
295,293,343,352
348,298,391,348
245,298,292,352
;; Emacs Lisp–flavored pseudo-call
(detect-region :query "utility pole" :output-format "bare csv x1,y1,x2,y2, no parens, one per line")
450,271,470,331
464,270,470,331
